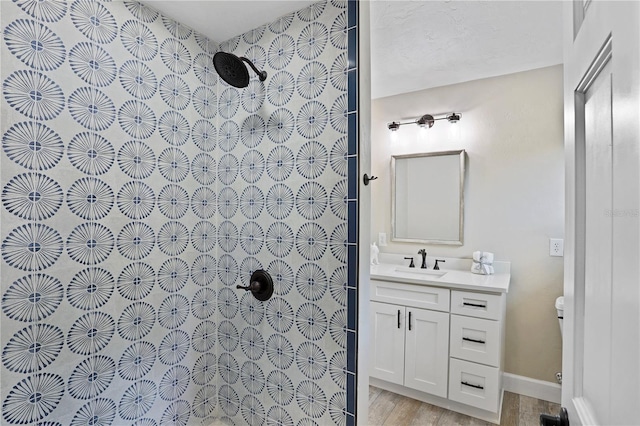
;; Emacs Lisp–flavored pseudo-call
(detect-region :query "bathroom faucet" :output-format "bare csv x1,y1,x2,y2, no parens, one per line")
418,249,427,269
434,259,446,270
404,257,415,268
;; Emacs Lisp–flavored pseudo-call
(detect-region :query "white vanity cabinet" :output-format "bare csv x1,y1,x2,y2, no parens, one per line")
370,301,449,397
369,272,509,424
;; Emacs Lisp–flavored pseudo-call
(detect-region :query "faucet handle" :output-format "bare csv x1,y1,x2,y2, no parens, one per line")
434,259,446,270
404,257,415,268
417,249,426,255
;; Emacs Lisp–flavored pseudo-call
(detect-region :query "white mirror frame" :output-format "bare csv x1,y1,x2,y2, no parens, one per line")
391,150,466,245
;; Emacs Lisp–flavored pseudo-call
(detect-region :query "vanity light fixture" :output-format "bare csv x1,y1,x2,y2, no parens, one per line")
387,112,462,131
447,113,461,123
388,121,401,131
416,114,435,129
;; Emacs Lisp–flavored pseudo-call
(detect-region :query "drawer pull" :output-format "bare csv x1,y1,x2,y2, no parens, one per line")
408,311,412,331
397,310,401,329
463,301,487,308
461,381,484,390
462,337,486,344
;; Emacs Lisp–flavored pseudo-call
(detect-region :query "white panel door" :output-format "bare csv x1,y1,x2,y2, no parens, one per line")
369,302,405,384
563,1,640,424
404,308,449,398
582,61,613,422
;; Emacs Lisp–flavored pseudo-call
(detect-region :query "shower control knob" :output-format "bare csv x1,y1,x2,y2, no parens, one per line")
236,281,262,292
236,270,274,301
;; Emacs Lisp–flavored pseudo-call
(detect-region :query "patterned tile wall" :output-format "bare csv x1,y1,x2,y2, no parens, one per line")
0,0,358,425
212,1,356,425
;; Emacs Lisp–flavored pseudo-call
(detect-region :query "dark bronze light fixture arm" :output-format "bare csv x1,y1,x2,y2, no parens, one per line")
387,112,461,131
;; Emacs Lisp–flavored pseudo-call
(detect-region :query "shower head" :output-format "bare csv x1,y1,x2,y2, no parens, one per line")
213,51,267,88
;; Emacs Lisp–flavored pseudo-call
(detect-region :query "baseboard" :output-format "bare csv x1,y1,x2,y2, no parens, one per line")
502,373,561,404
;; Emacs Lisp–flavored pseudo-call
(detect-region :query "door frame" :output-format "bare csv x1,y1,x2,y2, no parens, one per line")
357,0,372,423
562,1,640,424
562,34,612,425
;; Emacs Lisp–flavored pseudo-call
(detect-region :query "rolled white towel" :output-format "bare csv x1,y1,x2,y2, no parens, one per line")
370,242,379,265
471,251,494,275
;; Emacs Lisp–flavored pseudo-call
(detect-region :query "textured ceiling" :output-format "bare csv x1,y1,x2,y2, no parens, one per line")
370,1,563,98
146,0,316,42
146,1,564,99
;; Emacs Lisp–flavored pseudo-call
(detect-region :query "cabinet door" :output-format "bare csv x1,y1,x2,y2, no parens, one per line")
404,308,450,397
369,301,405,384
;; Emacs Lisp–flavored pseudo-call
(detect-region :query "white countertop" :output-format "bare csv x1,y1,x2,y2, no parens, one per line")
370,259,511,293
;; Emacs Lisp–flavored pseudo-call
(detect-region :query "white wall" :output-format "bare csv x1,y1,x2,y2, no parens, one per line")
370,65,564,382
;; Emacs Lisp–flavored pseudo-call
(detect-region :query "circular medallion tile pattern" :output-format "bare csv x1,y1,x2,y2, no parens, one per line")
0,1,353,425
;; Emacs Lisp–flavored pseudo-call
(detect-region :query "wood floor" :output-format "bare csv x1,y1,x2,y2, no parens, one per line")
368,386,560,426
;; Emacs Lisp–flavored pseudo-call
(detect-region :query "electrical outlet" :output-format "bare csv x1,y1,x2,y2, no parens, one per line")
378,232,387,246
550,238,564,257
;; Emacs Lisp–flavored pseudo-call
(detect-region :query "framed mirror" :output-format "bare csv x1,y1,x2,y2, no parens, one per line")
391,150,466,245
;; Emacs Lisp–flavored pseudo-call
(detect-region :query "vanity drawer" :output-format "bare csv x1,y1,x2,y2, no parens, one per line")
450,290,502,320
450,315,500,367
371,280,450,312
448,358,501,413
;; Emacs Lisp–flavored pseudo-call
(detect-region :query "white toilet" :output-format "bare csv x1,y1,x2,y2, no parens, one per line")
555,296,564,337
